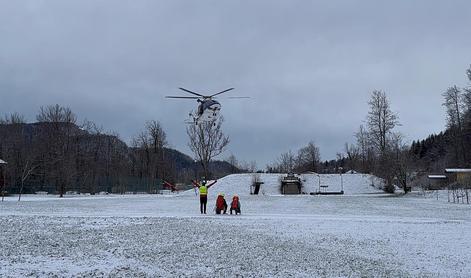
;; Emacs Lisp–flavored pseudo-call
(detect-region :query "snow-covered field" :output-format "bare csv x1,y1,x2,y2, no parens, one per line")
1,175,471,277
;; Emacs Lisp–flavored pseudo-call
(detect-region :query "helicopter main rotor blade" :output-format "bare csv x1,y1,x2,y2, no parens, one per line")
227,96,250,99
165,96,201,99
179,87,205,97
209,88,235,98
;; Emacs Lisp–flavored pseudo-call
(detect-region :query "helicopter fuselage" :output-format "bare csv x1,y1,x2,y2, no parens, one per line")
198,99,221,116
191,99,221,124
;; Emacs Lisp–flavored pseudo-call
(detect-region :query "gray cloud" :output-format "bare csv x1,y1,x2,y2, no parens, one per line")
1,0,471,167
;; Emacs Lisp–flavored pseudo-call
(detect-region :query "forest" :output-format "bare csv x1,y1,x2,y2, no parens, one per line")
0,105,236,196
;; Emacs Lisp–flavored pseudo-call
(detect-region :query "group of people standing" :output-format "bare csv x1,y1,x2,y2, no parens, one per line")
192,180,241,215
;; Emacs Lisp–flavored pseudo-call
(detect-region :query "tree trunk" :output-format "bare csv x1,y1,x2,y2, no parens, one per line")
18,179,24,201
1,168,5,202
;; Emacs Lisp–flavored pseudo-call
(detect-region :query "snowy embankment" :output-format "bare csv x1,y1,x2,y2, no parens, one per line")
183,173,384,197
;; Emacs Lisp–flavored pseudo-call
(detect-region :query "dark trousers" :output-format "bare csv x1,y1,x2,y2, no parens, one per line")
230,208,241,215
200,195,207,214
216,205,227,214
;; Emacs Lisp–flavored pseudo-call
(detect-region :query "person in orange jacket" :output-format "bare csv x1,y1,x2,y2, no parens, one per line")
230,195,241,215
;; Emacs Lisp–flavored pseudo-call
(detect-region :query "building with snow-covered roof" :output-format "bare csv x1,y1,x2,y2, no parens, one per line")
445,169,471,185
445,169,471,173
427,175,448,190
428,175,447,179
346,170,359,174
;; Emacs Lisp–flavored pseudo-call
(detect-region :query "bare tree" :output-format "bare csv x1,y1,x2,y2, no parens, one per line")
248,160,257,173
278,150,296,173
383,132,412,193
106,132,130,194
0,112,26,124
344,142,360,171
18,160,39,201
37,104,76,123
132,130,152,192
296,141,321,173
146,120,168,181
443,86,465,130
36,104,78,197
80,120,107,194
443,86,467,164
146,121,167,152
187,117,230,179
364,91,402,192
464,66,471,108
367,90,399,155
226,154,239,174
355,125,373,172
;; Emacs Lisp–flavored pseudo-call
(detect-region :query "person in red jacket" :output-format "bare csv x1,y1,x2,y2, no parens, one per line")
230,195,241,215
215,193,227,214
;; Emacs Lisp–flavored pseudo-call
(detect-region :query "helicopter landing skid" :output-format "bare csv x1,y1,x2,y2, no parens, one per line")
185,117,218,126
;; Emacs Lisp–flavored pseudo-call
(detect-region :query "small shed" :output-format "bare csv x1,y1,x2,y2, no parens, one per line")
281,173,302,195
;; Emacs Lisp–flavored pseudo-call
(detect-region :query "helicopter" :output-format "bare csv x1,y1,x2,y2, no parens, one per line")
166,87,248,125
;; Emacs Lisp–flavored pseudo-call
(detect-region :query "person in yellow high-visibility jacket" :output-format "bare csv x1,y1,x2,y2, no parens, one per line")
192,179,217,214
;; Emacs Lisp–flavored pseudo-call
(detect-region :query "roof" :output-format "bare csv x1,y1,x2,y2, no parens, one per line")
445,169,471,173
428,175,447,179
302,171,318,175
0,159,7,164
346,170,359,174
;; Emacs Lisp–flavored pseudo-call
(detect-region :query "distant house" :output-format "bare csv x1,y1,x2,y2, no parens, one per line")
445,169,471,204
445,169,471,185
427,175,448,190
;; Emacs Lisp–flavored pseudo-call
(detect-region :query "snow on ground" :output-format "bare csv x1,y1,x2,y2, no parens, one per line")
183,173,384,197
1,181,471,277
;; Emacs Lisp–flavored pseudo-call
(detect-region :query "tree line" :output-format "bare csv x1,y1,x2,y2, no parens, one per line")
333,65,471,193
0,105,234,198
266,90,405,193
265,65,471,194
3,65,471,196
266,141,321,173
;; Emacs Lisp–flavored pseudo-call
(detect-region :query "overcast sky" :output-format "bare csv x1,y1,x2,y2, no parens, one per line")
1,1,471,168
